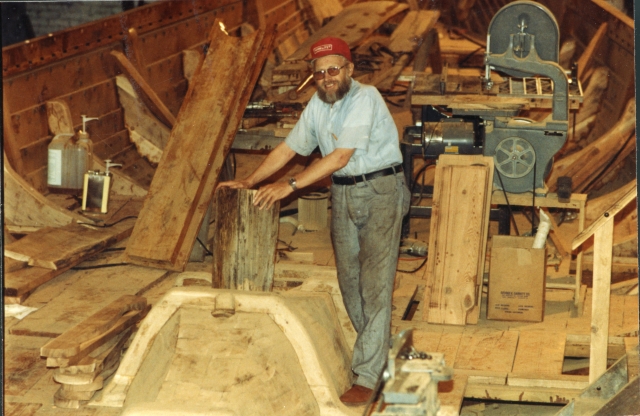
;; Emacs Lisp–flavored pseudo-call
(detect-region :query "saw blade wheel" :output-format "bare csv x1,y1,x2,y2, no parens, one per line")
494,136,536,179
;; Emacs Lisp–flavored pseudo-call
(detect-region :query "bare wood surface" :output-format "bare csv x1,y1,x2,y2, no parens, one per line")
573,185,637,250
577,22,608,83
41,295,146,358
212,188,279,291
46,100,74,134
285,1,408,61
547,99,635,193
511,331,565,376
3,153,90,228
110,50,176,128
9,266,168,338
300,0,343,29
125,23,275,271
586,179,637,222
123,28,146,77
589,219,614,383
422,155,493,325
4,216,136,270
115,75,170,151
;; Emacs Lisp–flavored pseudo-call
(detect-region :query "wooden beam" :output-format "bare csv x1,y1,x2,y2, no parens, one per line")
573,186,637,250
577,22,608,83
211,188,279,291
41,295,146,358
110,50,176,128
589,218,614,383
123,28,146,77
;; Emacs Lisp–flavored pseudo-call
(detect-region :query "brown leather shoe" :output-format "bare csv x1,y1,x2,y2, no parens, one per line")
339,384,374,406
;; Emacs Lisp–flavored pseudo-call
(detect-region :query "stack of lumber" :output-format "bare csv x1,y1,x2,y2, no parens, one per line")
3,205,139,304
421,155,494,325
40,295,148,408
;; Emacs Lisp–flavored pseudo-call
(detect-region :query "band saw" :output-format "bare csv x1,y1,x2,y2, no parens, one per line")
402,0,583,195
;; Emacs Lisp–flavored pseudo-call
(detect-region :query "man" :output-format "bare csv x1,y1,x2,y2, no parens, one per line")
218,36,410,406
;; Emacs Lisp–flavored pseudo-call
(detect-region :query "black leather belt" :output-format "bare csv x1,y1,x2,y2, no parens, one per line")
331,164,403,185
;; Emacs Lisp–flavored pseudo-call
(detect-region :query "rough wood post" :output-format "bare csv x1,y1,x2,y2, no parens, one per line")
589,218,613,383
212,188,279,291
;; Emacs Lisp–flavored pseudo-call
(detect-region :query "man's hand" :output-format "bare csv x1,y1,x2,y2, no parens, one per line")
254,181,293,210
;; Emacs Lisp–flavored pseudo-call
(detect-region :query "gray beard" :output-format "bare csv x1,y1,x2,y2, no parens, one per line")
318,77,351,104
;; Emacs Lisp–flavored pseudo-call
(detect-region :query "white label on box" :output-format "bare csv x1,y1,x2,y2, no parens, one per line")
48,149,62,186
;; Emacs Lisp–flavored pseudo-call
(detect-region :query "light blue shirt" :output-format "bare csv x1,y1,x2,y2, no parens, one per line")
284,79,402,176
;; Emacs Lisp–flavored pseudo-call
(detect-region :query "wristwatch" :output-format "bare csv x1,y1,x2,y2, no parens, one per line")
288,177,298,191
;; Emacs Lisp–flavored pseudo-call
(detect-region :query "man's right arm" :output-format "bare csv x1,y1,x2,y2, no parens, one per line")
216,142,297,190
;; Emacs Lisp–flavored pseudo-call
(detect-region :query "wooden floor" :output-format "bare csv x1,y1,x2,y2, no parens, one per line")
4,194,638,416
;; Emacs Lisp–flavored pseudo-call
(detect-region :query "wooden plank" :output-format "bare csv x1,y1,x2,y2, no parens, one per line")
300,0,343,29
577,22,608,83
116,75,171,150
285,2,408,61
4,256,27,273
125,22,276,271
9,265,169,338
510,331,565,376
4,212,138,270
50,326,132,370
3,44,119,114
123,27,147,77
422,155,493,325
1,0,240,77
3,153,90,228
548,99,636,194
573,185,637,250
41,295,146,358
464,382,578,404
589,218,614,384
111,50,176,128
453,329,519,373
212,188,279,291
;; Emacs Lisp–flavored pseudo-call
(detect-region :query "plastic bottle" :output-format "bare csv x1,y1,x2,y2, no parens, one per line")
77,115,98,173
47,133,74,193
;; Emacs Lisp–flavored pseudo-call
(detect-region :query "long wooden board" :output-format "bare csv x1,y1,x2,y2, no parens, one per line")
125,21,275,271
4,218,136,270
41,295,146,358
421,155,494,325
9,265,168,338
285,1,408,61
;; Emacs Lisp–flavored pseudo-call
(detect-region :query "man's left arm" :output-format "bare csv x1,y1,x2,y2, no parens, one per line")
254,147,355,209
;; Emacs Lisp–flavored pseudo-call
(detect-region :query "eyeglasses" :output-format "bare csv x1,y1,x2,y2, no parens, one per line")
312,64,347,81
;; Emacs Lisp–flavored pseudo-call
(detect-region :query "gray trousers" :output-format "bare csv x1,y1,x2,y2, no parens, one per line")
330,172,410,389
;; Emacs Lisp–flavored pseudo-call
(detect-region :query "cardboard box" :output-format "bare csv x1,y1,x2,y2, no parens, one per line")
487,235,546,322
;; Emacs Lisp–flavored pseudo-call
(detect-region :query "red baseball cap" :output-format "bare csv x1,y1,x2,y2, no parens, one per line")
310,37,352,62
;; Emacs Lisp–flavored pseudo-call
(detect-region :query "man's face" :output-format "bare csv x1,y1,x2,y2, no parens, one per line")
313,55,354,104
